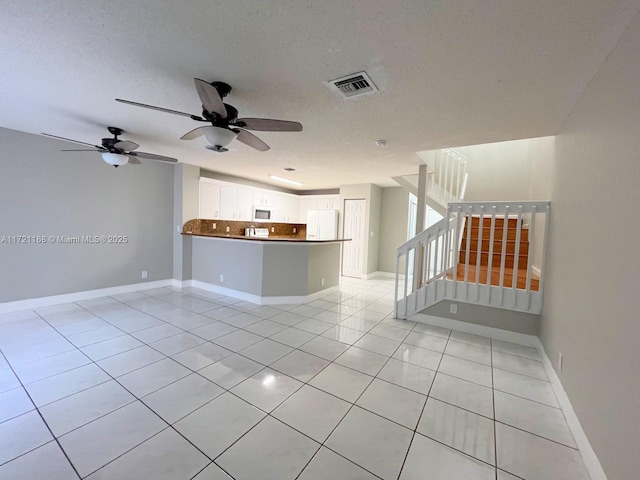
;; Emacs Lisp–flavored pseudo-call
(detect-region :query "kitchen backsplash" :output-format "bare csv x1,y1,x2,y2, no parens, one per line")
182,219,306,238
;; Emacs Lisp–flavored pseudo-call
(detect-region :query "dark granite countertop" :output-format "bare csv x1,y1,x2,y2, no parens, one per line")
182,232,350,243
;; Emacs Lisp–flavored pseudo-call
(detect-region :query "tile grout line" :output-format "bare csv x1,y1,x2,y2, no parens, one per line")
0,349,82,479
201,284,398,479
491,338,499,480
290,324,412,480
394,327,452,480
34,308,223,477
4,279,555,479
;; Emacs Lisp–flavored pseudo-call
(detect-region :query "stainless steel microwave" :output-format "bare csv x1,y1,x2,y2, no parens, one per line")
253,206,273,222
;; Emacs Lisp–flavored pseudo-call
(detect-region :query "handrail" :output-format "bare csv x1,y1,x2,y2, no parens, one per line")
395,200,550,319
425,149,468,208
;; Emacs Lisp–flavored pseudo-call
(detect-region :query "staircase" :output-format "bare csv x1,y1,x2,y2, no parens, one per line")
454,216,539,291
393,148,469,217
395,201,550,319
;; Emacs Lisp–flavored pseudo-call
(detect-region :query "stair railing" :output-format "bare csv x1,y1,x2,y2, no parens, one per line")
424,149,469,209
395,201,551,319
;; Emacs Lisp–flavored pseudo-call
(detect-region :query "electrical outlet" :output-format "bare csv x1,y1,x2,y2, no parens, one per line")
212,223,216,229
558,352,564,372
271,227,275,233
219,274,224,283
449,303,457,314
293,227,297,233
176,225,181,233
226,226,230,233
141,270,148,279
321,278,325,286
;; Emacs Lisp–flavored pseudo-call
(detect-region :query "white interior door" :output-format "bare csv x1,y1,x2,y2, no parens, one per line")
342,199,366,278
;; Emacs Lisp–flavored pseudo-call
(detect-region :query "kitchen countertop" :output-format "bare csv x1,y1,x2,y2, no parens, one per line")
182,232,350,243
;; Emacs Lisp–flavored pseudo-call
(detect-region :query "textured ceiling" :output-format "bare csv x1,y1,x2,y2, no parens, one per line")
1,0,637,190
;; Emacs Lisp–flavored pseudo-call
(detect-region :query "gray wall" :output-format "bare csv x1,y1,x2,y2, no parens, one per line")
378,187,410,273
262,244,308,296
192,237,263,295
192,237,340,297
423,301,538,335
172,164,199,280
0,128,174,303
539,15,640,480
307,243,341,293
367,184,382,274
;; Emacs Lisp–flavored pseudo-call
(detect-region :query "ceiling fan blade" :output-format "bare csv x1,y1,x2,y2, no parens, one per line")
233,129,270,152
114,140,139,151
60,149,103,152
42,133,102,149
194,78,227,118
234,118,303,132
115,98,204,121
128,151,178,163
180,127,207,140
127,156,142,165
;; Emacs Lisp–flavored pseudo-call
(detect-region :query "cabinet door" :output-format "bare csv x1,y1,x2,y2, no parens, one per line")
199,181,221,219
236,188,253,220
252,190,265,206
220,185,238,220
252,189,279,206
317,194,339,210
269,193,285,222
327,195,340,210
299,196,317,222
284,195,300,223
263,190,279,206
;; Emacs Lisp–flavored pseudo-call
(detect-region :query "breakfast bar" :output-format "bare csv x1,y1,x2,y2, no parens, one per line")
182,219,348,304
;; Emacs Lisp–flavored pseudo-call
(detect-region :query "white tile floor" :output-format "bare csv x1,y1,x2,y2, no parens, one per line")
0,277,591,479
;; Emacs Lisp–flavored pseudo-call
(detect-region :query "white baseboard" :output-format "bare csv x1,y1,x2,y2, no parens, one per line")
408,312,539,347
190,280,340,305
0,278,342,314
171,279,194,288
407,312,606,480
0,279,175,314
362,271,399,280
535,340,607,480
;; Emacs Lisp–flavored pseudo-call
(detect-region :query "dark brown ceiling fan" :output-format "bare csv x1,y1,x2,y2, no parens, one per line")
116,78,303,153
41,127,178,167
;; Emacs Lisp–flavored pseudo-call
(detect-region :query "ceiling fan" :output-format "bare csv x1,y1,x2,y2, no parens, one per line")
41,127,178,167
116,78,303,153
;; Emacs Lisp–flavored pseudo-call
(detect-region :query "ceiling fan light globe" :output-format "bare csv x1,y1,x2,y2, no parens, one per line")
203,126,237,148
101,152,129,166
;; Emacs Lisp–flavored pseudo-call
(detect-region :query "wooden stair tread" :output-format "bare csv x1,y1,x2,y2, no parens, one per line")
446,264,540,291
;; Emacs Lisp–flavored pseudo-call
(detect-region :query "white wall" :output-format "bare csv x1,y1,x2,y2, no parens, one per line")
455,139,534,201
0,128,174,303
539,15,640,480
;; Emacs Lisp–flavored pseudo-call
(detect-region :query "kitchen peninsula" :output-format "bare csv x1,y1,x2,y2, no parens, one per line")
182,219,349,304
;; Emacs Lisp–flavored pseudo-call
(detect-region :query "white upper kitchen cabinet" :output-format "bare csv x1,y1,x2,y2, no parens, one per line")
282,194,300,223
220,185,253,220
236,188,253,221
318,195,340,210
299,196,317,221
199,180,221,219
299,195,340,221
219,185,238,220
252,189,279,206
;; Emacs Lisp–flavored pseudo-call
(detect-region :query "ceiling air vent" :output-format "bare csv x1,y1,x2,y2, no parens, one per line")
327,71,378,99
